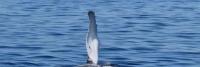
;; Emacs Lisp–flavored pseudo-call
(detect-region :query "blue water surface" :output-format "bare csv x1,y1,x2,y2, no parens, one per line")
0,0,200,67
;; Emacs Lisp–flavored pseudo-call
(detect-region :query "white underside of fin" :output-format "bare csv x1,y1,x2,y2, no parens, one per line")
86,37,98,64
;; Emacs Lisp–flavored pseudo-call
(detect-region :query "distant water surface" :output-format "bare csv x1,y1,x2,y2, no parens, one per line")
0,0,200,67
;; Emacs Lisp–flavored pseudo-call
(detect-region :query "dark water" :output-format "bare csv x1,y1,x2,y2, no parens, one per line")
0,0,200,67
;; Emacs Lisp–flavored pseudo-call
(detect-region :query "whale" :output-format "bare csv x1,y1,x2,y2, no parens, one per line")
86,11,99,64
76,11,115,67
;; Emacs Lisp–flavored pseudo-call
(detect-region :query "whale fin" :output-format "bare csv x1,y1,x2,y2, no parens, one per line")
86,11,99,64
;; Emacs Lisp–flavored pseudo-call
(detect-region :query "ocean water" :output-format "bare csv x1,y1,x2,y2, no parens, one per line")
0,0,200,67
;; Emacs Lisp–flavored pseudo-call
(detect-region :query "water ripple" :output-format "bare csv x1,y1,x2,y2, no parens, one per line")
0,0,200,67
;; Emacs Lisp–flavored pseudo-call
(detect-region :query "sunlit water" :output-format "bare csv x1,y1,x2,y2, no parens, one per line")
0,0,200,67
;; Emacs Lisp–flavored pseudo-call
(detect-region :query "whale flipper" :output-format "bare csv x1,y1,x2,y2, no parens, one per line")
76,11,116,67
76,64,100,67
86,11,99,64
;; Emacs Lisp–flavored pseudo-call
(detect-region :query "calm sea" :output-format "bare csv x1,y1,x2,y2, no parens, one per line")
0,0,200,67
